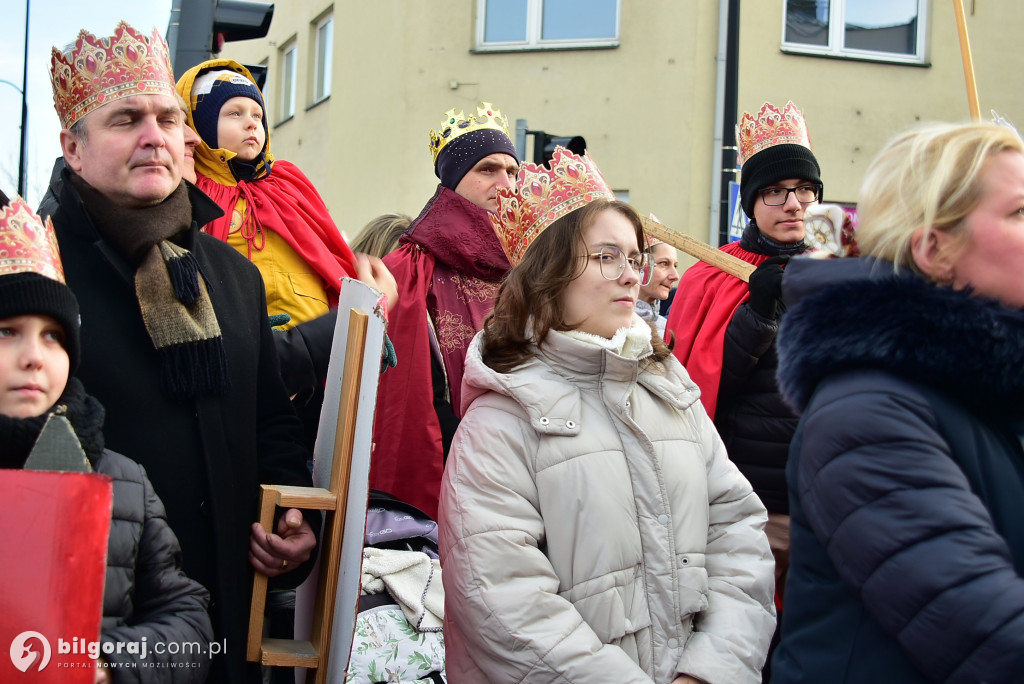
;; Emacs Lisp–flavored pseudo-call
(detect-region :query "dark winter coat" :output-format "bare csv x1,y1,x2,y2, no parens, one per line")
715,228,800,515
717,299,797,513
97,449,215,682
46,167,318,684
0,376,213,682
770,256,1024,684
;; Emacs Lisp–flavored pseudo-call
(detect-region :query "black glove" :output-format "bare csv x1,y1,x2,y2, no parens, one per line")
747,255,790,319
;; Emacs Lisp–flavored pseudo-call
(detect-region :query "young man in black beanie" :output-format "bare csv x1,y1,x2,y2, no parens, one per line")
665,100,821,679
370,102,519,520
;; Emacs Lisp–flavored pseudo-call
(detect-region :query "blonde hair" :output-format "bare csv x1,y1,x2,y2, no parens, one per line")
857,121,1024,274
350,213,411,258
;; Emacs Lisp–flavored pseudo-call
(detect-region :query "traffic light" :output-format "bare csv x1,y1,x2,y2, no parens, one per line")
532,133,587,167
212,0,274,53
168,0,274,77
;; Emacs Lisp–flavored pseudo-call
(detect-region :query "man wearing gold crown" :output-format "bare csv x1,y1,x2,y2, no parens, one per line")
43,22,317,684
664,100,820,650
369,102,519,519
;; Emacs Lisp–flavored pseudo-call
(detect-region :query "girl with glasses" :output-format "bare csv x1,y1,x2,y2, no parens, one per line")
439,148,775,684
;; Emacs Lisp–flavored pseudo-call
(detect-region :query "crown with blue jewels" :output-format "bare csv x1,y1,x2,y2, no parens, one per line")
428,101,512,163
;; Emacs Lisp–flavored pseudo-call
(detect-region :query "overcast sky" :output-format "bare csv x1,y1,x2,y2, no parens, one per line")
0,1,173,205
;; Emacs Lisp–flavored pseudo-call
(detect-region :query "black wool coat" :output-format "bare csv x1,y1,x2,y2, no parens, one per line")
48,170,317,684
771,257,1024,684
97,449,214,682
716,299,798,514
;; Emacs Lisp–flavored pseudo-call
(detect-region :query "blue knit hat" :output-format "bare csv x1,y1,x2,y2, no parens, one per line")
190,69,266,150
435,129,518,191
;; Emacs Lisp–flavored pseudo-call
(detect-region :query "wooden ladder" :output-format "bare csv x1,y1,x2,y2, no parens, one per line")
246,306,371,682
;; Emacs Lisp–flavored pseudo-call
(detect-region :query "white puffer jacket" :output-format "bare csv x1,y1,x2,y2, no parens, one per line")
440,327,775,684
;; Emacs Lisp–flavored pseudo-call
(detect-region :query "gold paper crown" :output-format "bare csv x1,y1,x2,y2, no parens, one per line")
429,101,512,164
737,100,812,167
491,146,616,266
50,21,176,130
0,197,65,283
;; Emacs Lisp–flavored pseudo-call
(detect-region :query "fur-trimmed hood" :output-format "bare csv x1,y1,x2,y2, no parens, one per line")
777,256,1024,414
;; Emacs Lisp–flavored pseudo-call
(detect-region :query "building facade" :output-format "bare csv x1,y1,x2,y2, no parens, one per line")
221,1,1024,248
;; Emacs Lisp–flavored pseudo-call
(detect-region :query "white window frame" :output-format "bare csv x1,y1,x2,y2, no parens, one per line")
475,0,620,52
280,40,297,121
256,58,271,124
313,13,333,104
781,0,928,65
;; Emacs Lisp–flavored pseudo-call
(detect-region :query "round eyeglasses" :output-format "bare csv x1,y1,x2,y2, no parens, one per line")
759,184,823,206
584,246,653,286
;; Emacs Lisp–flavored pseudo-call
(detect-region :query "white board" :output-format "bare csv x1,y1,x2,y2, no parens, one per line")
294,277,387,683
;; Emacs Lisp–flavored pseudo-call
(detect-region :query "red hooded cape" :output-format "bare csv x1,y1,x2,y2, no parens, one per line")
197,161,357,306
665,241,769,420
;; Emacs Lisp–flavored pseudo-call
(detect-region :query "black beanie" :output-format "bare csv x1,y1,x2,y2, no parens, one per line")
739,143,822,218
0,272,81,373
435,128,519,190
191,69,267,151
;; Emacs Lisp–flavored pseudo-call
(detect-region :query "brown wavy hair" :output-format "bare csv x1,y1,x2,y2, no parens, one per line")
482,199,672,373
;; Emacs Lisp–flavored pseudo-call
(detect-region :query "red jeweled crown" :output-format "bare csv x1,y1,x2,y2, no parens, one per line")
491,146,616,266
50,21,176,130
0,197,65,283
736,100,812,167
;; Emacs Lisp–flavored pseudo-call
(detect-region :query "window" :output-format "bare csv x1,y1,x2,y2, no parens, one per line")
314,14,333,103
476,0,620,51
782,0,927,64
280,40,297,120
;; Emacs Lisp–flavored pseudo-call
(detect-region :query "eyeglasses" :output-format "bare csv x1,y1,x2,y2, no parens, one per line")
583,246,653,286
759,184,822,206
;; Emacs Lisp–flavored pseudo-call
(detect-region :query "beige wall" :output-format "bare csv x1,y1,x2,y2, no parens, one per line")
210,1,722,245
739,1,1024,206
218,1,1024,247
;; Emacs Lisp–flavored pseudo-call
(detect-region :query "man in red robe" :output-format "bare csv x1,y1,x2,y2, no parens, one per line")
665,103,821,663
371,102,519,519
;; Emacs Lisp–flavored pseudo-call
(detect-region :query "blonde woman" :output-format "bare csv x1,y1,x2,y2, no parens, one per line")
773,121,1024,682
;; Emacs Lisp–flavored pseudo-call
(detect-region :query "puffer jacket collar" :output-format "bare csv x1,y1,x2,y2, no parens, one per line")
461,328,702,435
778,256,1024,416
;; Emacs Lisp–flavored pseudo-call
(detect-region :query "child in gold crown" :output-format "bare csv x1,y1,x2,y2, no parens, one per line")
438,148,775,683
0,192,213,682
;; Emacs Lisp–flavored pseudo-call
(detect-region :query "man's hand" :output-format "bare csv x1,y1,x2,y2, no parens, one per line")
671,676,704,684
94,660,110,684
354,253,398,313
747,254,790,319
249,508,316,577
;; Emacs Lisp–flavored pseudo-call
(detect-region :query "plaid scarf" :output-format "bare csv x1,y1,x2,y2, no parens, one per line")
71,176,229,400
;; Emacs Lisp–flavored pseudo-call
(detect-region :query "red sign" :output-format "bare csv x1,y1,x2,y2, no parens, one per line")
0,470,112,683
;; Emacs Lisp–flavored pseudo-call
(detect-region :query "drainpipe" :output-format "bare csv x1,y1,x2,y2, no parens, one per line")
710,0,741,246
